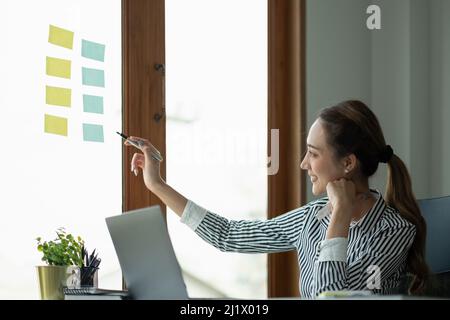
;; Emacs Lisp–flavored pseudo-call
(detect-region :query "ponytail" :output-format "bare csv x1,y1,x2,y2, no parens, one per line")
385,155,429,294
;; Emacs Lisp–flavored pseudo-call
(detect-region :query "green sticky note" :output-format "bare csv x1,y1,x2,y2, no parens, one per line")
46,56,71,79
48,25,74,49
83,95,103,114
45,114,68,136
46,86,71,107
82,67,104,87
83,123,104,142
82,39,105,62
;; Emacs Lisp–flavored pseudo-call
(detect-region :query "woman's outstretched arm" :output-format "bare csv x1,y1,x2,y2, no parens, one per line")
124,136,307,253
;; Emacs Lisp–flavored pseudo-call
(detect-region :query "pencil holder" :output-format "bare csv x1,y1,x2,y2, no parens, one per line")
80,266,99,287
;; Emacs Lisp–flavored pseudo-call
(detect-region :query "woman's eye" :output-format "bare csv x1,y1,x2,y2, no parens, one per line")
308,151,317,157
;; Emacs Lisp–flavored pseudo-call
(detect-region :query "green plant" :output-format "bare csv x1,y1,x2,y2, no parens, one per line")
36,228,85,267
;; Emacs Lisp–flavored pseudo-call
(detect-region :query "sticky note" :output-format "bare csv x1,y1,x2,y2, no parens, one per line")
81,39,105,62
46,56,71,79
46,86,71,107
45,114,68,136
83,123,104,142
48,25,74,49
82,67,104,87
83,95,103,114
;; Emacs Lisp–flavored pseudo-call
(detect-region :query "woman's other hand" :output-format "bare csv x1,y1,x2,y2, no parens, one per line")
326,178,356,229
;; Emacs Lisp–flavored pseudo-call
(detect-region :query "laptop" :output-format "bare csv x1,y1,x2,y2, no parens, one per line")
105,205,189,300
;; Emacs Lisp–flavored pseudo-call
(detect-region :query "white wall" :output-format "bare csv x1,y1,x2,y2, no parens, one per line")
370,0,411,196
306,0,450,202
306,0,372,201
430,0,450,197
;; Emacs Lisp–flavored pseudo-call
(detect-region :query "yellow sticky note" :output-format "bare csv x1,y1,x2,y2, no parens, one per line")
44,114,68,136
46,56,71,79
48,25,74,49
46,86,71,107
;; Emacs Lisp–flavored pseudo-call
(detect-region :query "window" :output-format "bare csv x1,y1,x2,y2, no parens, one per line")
166,0,268,298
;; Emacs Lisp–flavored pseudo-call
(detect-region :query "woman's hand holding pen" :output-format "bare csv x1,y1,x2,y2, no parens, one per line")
124,136,163,191
124,135,188,216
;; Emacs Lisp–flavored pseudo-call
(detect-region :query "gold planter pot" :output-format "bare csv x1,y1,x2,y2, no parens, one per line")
36,265,80,300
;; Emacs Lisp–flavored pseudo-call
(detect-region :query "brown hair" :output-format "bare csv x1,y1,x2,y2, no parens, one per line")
318,100,428,294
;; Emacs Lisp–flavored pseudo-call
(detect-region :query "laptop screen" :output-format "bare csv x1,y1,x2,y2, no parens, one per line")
106,206,188,299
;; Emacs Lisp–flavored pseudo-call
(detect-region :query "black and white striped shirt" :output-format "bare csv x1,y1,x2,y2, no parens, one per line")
180,189,416,298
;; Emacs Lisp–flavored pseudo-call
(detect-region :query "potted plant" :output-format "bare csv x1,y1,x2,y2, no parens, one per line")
36,228,84,300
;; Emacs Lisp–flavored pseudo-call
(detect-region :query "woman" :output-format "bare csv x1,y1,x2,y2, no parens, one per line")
125,100,428,298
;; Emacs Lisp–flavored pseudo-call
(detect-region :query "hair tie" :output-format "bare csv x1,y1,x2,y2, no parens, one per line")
379,145,393,163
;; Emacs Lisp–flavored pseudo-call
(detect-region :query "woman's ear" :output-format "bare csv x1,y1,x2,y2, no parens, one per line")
342,154,357,173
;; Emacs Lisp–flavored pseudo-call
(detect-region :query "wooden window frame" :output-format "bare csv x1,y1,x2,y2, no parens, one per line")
122,0,306,297
122,0,166,214
267,0,306,298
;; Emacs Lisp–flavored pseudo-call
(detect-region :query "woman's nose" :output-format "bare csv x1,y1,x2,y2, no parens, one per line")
300,156,308,170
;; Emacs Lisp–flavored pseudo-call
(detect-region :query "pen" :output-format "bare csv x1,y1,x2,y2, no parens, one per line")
116,132,163,161
89,249,96,266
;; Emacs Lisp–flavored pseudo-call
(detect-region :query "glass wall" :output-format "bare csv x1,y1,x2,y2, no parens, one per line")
166,0,268,298
0,0,122,299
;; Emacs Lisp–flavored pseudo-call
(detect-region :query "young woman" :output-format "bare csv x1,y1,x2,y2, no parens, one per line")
125,100,428,298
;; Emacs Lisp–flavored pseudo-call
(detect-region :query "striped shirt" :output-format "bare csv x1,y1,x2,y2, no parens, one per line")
180,189,416,298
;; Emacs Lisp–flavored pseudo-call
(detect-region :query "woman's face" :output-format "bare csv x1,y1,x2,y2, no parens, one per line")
300,119,346,196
